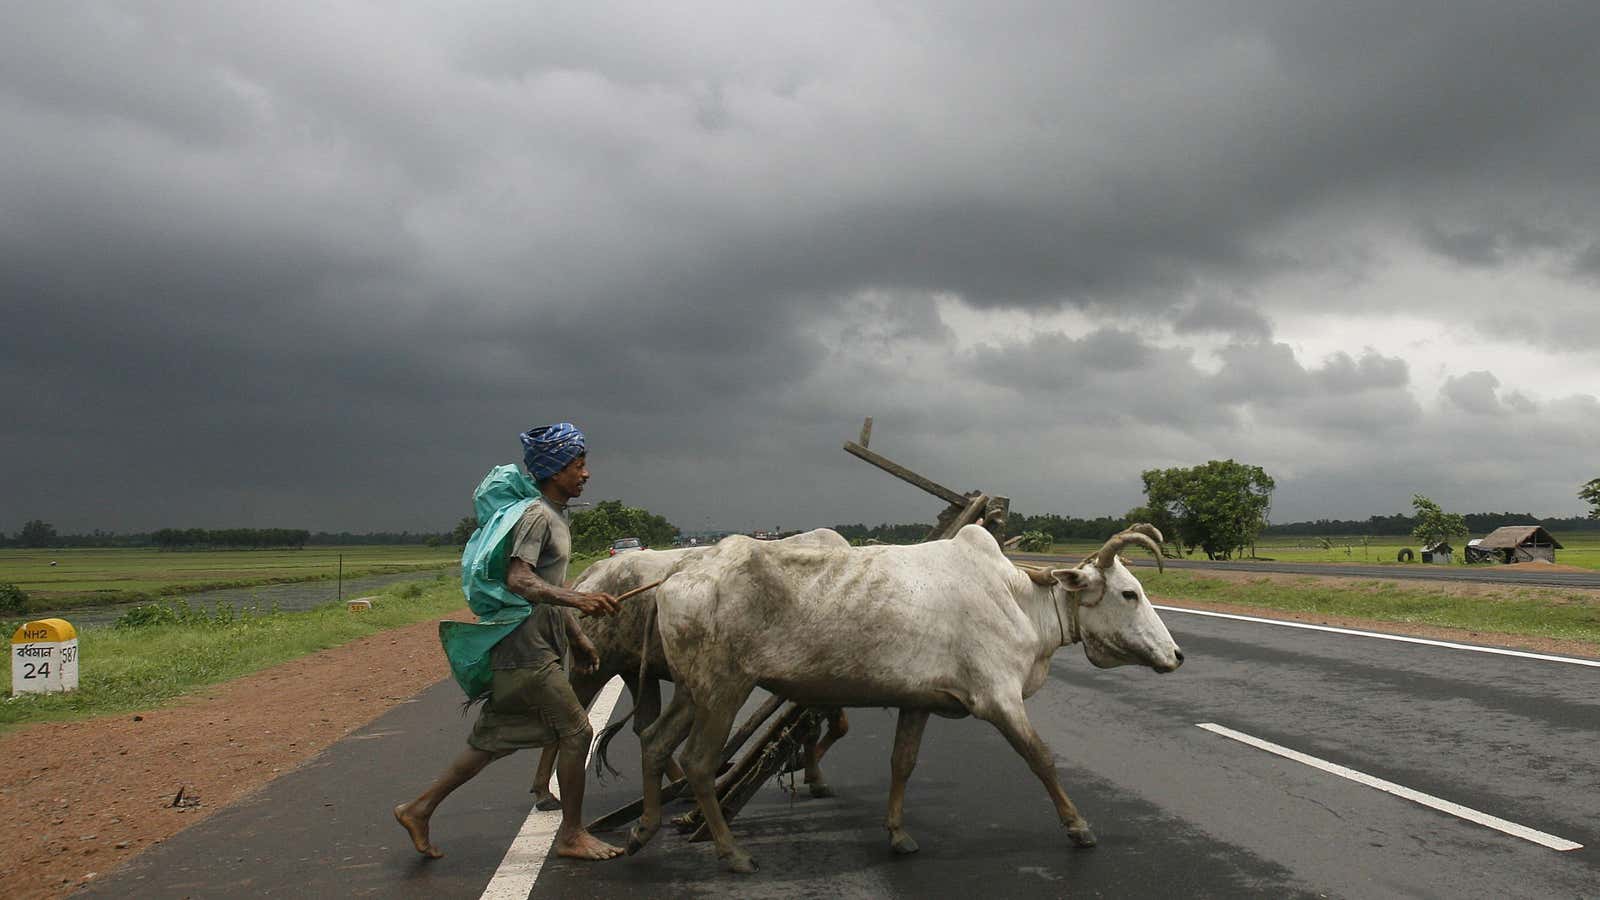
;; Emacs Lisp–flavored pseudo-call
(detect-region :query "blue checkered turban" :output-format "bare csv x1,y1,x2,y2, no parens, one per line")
520,423,587,481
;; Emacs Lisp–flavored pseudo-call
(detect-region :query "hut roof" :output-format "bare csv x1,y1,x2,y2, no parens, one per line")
1422,541,1453,552
1476,525,1564,550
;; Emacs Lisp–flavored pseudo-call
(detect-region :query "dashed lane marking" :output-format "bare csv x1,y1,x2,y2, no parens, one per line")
480,676,625,900
1156,605,1600,667
1197,722,1583,852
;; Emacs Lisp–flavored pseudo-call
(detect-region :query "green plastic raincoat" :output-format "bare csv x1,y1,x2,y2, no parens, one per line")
438,464,541,699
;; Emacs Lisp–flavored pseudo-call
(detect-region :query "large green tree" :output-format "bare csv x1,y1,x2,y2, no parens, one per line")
1409,494,1467,546
570,500,678,555
1581,478,1600,520
17,519,57,548
1140,460,1275,560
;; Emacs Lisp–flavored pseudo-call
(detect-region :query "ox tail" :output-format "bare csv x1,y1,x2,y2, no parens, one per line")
593,601,658,780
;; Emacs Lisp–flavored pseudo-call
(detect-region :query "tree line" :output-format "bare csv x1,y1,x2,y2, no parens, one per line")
8,473,1598,553
449,499,682,556
1262,511,1595,537
830,463,1600,562
828,522,933,544
152,528,312,550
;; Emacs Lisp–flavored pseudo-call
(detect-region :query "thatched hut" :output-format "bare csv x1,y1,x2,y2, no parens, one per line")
1473,525,1563,564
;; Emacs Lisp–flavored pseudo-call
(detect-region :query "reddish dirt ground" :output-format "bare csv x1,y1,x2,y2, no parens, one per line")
1,618,462,900
2,576,1596,899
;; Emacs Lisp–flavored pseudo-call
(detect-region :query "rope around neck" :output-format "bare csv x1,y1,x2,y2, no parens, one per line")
1054,583,1084,646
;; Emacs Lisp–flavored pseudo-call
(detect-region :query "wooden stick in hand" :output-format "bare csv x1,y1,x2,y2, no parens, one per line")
579,578,665,617
614,579,665,603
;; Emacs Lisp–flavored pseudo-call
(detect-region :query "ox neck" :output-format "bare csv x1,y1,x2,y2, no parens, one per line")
1017,573,1080,652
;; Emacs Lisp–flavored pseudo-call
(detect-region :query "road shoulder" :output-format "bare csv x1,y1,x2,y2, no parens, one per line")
0,616,462,899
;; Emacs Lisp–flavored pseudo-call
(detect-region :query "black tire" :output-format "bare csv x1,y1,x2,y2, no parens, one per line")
1397,548,1415,563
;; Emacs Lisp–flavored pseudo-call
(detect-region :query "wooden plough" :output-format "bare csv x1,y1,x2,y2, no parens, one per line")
586,417,1006,838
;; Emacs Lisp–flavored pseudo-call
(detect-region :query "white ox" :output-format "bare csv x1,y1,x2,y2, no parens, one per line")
537,533,854,807
627,523,1181,874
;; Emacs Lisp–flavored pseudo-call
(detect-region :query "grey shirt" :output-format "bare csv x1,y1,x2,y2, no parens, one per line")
490,497,573,670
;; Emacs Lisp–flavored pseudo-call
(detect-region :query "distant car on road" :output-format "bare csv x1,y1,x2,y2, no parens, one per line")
609,537,643,557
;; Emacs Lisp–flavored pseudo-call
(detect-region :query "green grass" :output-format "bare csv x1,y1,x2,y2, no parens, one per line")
1141,570,1600,649
0,575,466,728
1034,530,1600,570
0,545,461,611
0,555,609,729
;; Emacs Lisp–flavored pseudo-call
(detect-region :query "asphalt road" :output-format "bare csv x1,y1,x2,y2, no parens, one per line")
84,606,1600,898
1010,552,1600,589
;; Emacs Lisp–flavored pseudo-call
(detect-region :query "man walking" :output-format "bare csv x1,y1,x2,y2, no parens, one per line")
396,423,624,860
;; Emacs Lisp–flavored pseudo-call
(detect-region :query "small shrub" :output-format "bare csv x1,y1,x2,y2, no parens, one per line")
1016,531,1054,553
395,582,424,600
115,602,182,629
115,599,245,630
0,583,28,616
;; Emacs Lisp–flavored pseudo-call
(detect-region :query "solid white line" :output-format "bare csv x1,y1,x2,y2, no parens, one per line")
1197,723,1583,852
479,676,626,900
1155,604,1600,668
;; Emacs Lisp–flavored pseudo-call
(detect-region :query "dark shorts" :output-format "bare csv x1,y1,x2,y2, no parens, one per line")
468,662,589,754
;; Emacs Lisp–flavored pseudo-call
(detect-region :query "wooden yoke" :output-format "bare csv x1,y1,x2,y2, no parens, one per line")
843,417,1009,541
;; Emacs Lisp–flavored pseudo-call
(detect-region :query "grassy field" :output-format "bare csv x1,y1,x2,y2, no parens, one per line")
1038,530,1600,570
0,545,462,611
0,576,463,728
1140,571,1600,648
1,555,612,726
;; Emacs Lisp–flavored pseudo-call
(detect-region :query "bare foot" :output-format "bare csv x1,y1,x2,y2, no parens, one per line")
530,787,562,812
394,803,443,858
555,826,624,860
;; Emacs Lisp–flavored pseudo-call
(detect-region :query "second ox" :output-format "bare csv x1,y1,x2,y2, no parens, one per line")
534,532,853,809
626,523,1183,874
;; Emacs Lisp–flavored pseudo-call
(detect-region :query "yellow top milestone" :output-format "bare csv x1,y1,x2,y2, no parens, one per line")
12,618,77,644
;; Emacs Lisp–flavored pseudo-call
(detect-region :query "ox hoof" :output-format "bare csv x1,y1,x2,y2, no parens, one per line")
626,824,655,856
671,812,699,834
1067,825,1097,848
889,832,920,855
722,850,759,874
807,781,836,799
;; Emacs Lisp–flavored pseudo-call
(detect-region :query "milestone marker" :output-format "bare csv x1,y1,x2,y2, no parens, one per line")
11,618,79,695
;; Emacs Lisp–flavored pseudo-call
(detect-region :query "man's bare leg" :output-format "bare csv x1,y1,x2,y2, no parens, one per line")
552,726,623,860
395,747,501,858
531,746,562,811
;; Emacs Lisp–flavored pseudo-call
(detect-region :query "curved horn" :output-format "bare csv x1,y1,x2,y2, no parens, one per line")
1124,522,1165,545
1015,563,1057,586
1095,530,1165,573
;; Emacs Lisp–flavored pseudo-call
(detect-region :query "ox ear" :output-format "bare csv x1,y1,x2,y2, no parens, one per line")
1054,567,1095,596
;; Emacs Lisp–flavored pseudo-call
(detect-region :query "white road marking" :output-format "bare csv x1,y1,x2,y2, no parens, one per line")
1156,604,1600,668
1197,723,1583,852
479,676,625,900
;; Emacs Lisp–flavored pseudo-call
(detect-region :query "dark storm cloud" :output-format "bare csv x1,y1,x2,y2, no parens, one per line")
1173,298,1274,342
4,1,1600,532
1441,371,1508,416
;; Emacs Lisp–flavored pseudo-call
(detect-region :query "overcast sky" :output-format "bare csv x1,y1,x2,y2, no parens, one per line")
4,1,1599,535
